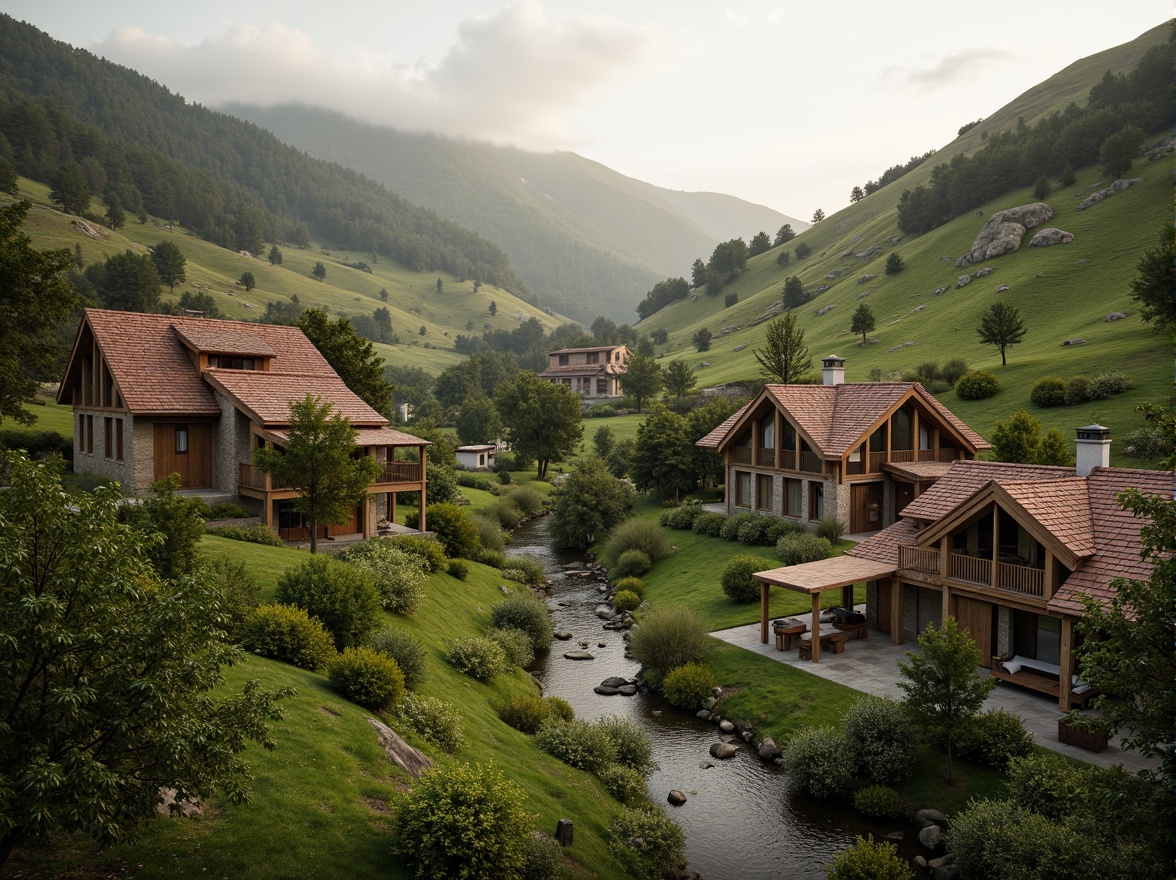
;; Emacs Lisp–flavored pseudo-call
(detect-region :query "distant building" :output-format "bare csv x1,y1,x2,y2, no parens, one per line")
539,345,630,399
456,444,497,471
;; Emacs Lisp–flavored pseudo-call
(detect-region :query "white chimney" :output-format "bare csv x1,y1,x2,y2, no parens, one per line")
822,355,845,386
1075,424,1110,476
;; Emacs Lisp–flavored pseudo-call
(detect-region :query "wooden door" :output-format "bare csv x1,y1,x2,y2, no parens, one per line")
327,504,361,537
850,482,884,533
153,423,213,488
955,595,993,668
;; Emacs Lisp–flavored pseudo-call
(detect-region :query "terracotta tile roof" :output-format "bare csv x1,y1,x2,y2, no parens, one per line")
205,369,387,427
173,324,276,358
900,460,1076,521
268,427,427,447
539,364,625,376
882,460,956,481
1000,478,1094,558
848,518,920,565
697,401,752,448
547,345,628,355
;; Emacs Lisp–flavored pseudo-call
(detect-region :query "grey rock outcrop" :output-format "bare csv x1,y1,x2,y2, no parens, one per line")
667,790,687,806
563,650,595,660
858,274,877,284
956,275,971,288
918,824,942,851
817,304,836,316
368,717,432,779
757,737,781,760
972,266,994,278
956,202,1053,267
1076,178,1142,211
1028,228,1074,248
1105,312,1126,322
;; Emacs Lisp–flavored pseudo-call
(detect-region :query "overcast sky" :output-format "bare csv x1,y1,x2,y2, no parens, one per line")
7,2,1169,218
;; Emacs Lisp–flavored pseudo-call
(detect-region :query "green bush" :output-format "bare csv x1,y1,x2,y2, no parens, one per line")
206,523,284,546
447,558,470,580
367,627,426,689
613,589,641,613
720,511,760,541
446,636,508,681
843,697,917,785
206,501,251,520
852,786,905,820
815,516,847,542
1064,375,1093,406
505,486,545,517
1089,371,1132,399
776,533,832,565
469,512,506,552
199,555,260,639
602,518,671,568
1030,376,1068,407
493,451,516,472
503,555,546,585
662,662,717,710
0,428,72,463
614,576,645,598
243,603,336,671
276,555,381,650
387,535,448,573
691,511,726,537
534,719,618,774
456,471,497,491
945,798,1076,880
595,715,658,776
391,761,528,880
609,806,686,880
660,503,704,530
736,513,783,545
721,553,767,603
825,835,914,880
955,369,1001,400
490,627,535,668
519,832,561,880
764,518,807,543
406,502,480,559
1122,425,1172,461
781,725,851,799
397,693,465,753
628,605,711,673
497,468,513,484
475,547,508,569
955,708,1034,770
612,548,652,579
490,592,553,651
340,538,428,615
544,696,575,724
940,358,969,386
484,498,524,530
328,646,405,711
496,693,551,734
599,764,647,803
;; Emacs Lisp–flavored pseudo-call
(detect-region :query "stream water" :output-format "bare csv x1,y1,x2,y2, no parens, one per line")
510,514,913,880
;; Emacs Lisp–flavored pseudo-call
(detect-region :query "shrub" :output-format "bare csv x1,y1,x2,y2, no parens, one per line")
1064,374,1093,406
955,369,1001,400
602,519,671,567
206,501,251,520
519,832,561,880
612,549,652,579
781,726,851,799
595,715,658,776
1122,425,1171,461
660,503,703,530
534,719,618,774
815,516,847,542
199,556,260,639
406,502,480,558
491,627,535,668
764,518,806,543
776,533,832,565
1005,753,1091,820
447,636,508,681
945,798,1073,880
614,576,645,599
940,358,969,386
599,764,647,803
609,806,686,880
276,555,381,650
505,486,545,517
469,512,506,552
387,535,448,573
1089,371,1132,399
447,558,470,580
496,693,551,734
852,786,905,820
612,589,641,613
206,523,284,546
843,697,916,785
503,555,546,585
243,603,336,671
662,662,717,710
721,554,767,603
825,835,914,880
456,471,497,491
955,708,1034,770
391,761,528,880
628,605,711,673
367,627,427,689
692,511,726,536
720,511,760,541
328,646,405,711
484,498,524,530
736,514,781,545
340,538,429,615
1029,376,1067,407
497,468,513,485
475,548,508,569
493,451,517,472
491,592,553,651
397,693,464,753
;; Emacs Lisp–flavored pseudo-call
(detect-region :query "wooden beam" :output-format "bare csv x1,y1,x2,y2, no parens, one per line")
811,592,822,663
890,579,904,645
991,503,1000,589
1044,550,1055,600
941,581,951,624
1058,616,1074,712
418,445,427,533
760,582,770,644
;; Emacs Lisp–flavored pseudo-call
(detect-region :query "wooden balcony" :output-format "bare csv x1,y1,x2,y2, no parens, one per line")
898,544,939,575
799,451,823,474
239,463,292,492
732,447,753,465
756,448,775,467
779,449,796,471
845,457,866,475
947,552,1044,597
372,461,422,486
949,552,992,585
240,461,423,494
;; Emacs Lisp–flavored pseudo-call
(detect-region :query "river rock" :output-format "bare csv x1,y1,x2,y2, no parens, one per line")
915,856,928,869
594,685,620,695
600,677,629,689
667,790,687,806
595,605,614,620
563,650,594,661
718,720,735,733
699,761,714,769
956,202,1053,267
696,709,712,721
757,737,781,760
618,684,638,696
740,731,754,742
1029,227,1073,248
709,742,738,760
886,831,905,843
916,808,949,828
1076,178,1142,211
554,631,573,640
918,824,942,851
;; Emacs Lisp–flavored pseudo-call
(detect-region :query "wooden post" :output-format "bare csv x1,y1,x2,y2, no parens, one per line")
1058,617,1074,711
418,444,427,533
1044,550,1055,600
841,583,854,610
911,409,920,458
991,504,1000,589
811,592,822,663
555,819,573,847
760,581,770,644
941,582,951,624
890,579,904,645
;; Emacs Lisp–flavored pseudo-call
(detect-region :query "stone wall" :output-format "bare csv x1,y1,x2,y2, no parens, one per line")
132,418,154,492
72,409,137,491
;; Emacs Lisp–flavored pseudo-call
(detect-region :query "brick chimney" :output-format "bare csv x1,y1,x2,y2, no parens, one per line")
822,355,845,386
1075,424,1110,476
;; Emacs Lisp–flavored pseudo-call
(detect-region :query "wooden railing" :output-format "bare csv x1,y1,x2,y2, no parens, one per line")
779,449,796,471
997,561,1045,597
889,449,917,463
756,448,775,467
799,451,823,474
898,545,940,575
731,447,753,465
949,553,992,586
372,461,422,485
238,463,292,491
868,451,887,472
845,457,866,475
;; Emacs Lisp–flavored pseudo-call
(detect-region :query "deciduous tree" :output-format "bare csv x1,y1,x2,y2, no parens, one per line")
692,327,712,352
851,304,876,345
1129,227,1175,331
976,300,1026,366
755,313,812,384
630,404,696,502
849,186,865,203
749,231,772,256
619,354,663,413
253,395,380,553
150,240,187,293
49,160,90,214
312,261,327,281
268,244,283,265
240,270,255,291
88,249,161,312
296,309,393,415
990,409,1072,466
495,371,582,478
550,455,632,550
104,194,125,230
455,395,502,446
662,359,697,406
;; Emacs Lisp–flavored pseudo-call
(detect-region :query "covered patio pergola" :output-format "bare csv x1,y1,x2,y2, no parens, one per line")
752,556,897,662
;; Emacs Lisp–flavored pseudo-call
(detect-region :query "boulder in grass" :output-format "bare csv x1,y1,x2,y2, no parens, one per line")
956,202,1053,267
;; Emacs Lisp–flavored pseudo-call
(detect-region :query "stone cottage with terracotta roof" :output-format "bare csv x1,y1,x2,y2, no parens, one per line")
58,308,430,541
539,344,629,400
697,356,991,532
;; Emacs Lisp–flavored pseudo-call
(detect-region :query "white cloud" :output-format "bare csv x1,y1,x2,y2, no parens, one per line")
883,48,1015,91
91,2,658,148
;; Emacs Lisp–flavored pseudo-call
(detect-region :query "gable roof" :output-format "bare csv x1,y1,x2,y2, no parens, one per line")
547,345,629,356
696,382,989,457
203,369,387,426
899,460,1074,521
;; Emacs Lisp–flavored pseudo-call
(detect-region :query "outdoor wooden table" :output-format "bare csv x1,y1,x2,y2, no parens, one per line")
798,630,846,660
773,620,807,651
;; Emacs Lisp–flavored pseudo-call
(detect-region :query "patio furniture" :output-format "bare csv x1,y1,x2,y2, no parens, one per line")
772,618,807,651
798,629,846,660
990,655,1096,708
1057,718,1107,753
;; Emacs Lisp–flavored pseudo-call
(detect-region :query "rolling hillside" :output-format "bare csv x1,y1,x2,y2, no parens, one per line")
224,103,803,324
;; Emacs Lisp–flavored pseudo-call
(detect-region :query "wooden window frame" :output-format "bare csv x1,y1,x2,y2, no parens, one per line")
175,426,189,455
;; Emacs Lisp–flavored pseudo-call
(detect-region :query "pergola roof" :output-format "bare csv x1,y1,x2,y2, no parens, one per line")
753,556,897,594
882,460,955,482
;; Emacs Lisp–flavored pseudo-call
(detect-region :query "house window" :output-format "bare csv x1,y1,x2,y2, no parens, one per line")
781,419,797,450
784,478,802,517
756,474,773,511
809,482,824,519
735,471,751,508
209,356,256,370
558,354,569,366
115,418,124,462
84,414,94,454
758,414,774,449
587,352,599,364
175,427,189,454
104,417,113,459
596,378,608,395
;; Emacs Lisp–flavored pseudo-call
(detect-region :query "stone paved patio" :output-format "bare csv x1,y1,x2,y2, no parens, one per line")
712,620,1157,773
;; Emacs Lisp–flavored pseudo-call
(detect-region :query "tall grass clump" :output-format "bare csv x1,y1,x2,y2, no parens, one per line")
469,512,506,552
490,592,553,651
602,519,671,568
505,486,546,517
628,605,711,674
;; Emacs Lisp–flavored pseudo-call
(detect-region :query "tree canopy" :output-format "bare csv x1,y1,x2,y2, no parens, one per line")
0,453,288,870
976,301,1026,366
851,304,876,345
150,240,187,293
455,395,502,447
550,455,632,550
296,309,393,415
619,354,662,414
630,404,696,503
991,409,1072,466
755,313,813,384
662,359,697,406
494,371,582,479
1129,227,1175,331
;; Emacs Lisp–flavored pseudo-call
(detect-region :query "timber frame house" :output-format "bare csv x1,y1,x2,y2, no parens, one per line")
58,308,429,541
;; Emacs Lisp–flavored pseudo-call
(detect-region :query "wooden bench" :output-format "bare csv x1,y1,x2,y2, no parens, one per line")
833,621,868,640
773,619,807,651
799,631,846,660
990,657,1096,708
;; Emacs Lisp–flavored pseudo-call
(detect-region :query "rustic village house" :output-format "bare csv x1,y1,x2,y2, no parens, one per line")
539,344,630,400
